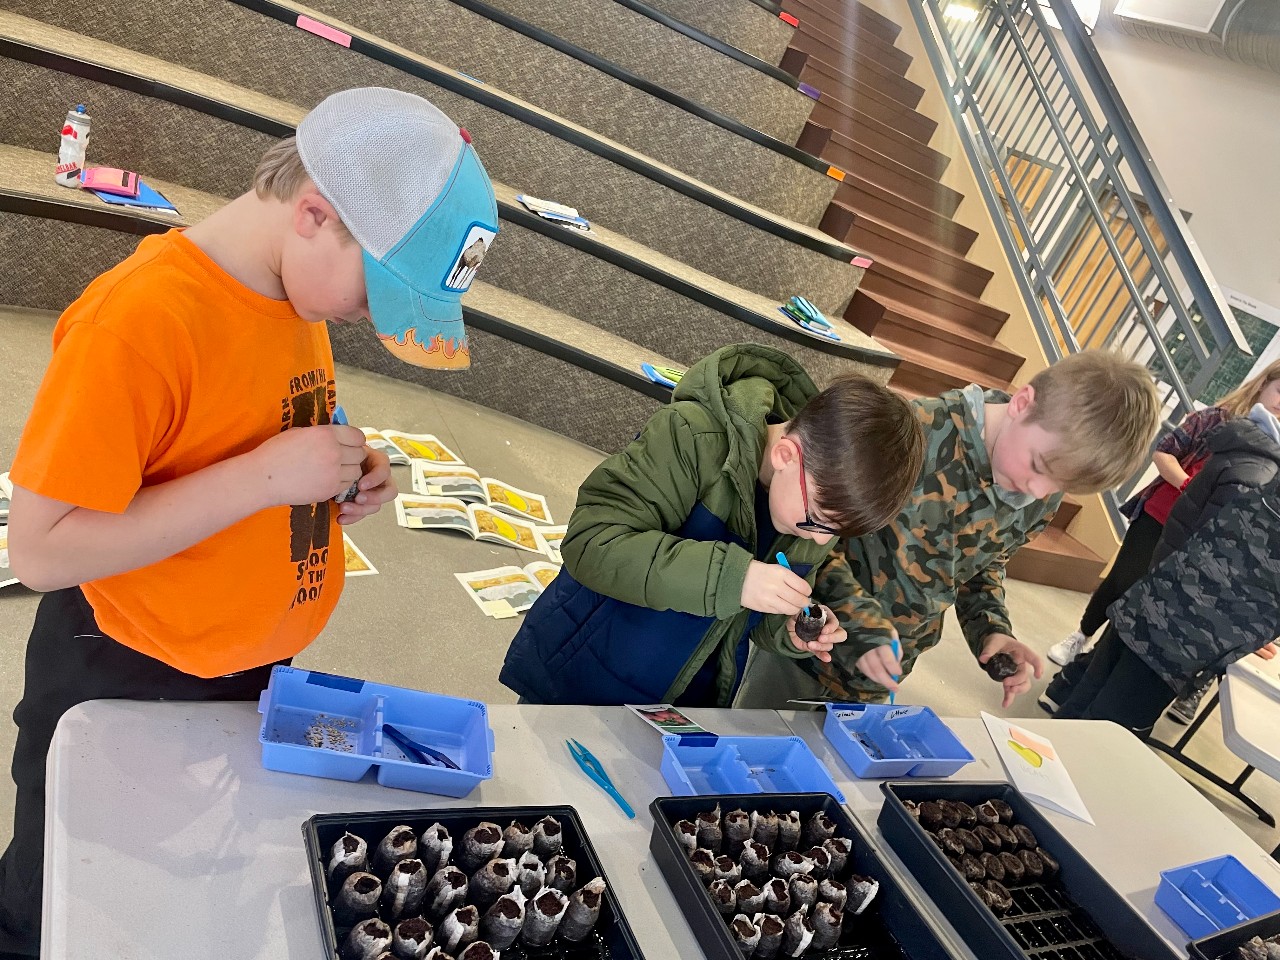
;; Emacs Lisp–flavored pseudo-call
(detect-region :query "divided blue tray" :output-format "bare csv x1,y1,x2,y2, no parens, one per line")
1157,855,1280,940
822,703,974,778
659,734,846,802
258,666,495,797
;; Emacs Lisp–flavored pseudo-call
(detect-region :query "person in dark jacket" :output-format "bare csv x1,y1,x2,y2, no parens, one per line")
1052,404,1280,736
498,344,925,707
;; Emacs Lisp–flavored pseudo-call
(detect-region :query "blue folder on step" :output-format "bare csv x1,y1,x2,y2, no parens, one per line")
88,179,180,215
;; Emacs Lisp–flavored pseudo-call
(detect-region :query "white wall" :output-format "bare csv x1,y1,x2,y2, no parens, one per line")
1086,23,1280,311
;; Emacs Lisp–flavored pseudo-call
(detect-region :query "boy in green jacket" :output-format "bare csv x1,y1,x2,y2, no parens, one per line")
499,343,925,706
734,351,1162,710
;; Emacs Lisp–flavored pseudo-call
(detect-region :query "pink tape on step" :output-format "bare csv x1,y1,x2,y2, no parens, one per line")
296,15,352,47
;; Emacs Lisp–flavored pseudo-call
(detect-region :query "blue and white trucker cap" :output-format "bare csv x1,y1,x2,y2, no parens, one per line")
296,88,498,369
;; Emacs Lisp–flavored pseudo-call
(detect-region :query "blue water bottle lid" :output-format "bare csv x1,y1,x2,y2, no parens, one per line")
75,104,86,113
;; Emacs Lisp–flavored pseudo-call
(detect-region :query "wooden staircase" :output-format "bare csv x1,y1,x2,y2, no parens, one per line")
786,0,1110,591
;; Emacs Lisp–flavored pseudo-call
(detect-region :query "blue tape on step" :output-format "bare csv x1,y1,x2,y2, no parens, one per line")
304,671,364,693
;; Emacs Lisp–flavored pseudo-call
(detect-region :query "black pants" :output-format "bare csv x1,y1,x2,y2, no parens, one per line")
1053,626,1177,737
1078,510,1164,636
0,588,287,955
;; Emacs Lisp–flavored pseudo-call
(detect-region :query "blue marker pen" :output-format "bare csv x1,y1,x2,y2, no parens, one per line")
775,552,811,616
889,637,901,705
331,405,360,504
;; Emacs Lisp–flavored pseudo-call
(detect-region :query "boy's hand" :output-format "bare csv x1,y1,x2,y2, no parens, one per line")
252,424,368,507
856,635,902,692
979,633,1044,709
784,605,846,662
337,445,398,525
1254,641,1278,661
740,559,812,614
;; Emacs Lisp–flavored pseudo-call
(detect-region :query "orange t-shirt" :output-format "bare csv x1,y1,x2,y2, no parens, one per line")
11,230,344,677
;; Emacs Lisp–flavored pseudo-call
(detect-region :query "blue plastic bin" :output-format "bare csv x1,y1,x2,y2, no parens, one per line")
822,703,974,778
1156,855,1280,940
659,735,845,802
257,666,495,797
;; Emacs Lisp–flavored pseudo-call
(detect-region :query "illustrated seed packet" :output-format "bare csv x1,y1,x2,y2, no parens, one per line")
342,532,378,577
626,704,713,737
376,430,464,465
454,561,562,618
394,496,545,554
535,525,568,564
412,462,553,525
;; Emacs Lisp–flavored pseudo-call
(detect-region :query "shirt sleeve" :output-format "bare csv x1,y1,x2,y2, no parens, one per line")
10,322,176,514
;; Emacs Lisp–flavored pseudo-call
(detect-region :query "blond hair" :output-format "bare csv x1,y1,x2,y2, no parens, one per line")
1024,351,1162,492
253,136,313,201
1216,359,1280,417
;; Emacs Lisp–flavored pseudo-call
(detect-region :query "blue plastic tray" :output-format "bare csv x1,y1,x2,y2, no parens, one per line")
257,666,495,797
659,734,845,802
823,703,974,778
1157,855,1280,940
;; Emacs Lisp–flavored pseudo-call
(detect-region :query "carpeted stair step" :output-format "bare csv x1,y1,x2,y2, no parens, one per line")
844,291,1024,385
845,213,993,299
832,177,976,256
479,0,817,145
785,52,936,143
0,29,893,375
0,143,687,453
854,258,1008,336
296,0,837,227
0,4,864,315
627,0,797,66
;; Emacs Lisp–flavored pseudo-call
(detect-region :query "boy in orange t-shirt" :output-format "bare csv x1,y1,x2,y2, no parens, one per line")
0,88,499,954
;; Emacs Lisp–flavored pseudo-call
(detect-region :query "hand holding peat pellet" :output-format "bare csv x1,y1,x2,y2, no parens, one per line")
984,652,1019,682
793,608,826,645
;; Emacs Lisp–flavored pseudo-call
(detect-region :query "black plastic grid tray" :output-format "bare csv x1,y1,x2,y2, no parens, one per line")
303,805,646,960
878,781,1182,960
650,792,967,960
1189,907,1280,960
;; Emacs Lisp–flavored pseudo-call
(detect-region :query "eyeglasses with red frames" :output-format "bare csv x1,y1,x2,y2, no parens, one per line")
794,444,842,537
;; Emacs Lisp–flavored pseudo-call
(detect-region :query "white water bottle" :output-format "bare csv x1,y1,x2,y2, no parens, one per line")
55,104,90,188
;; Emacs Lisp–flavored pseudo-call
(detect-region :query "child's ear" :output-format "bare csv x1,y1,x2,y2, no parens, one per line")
1008,384,1037,420
293,191,339,239
772,434,800,471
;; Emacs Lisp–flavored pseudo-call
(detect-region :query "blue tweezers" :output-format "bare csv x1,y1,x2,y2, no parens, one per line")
383,723,460,770
566,739,635,819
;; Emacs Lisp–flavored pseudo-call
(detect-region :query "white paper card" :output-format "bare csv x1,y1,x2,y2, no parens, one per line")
981,712,1094,824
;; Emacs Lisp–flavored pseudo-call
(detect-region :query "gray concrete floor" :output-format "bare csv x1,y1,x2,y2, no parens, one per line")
2,305,1278,859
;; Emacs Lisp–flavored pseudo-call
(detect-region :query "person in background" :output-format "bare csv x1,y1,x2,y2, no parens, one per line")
1050,402,1280,735
734,352,1162,710
499,344,925,707
1044,359,1280,723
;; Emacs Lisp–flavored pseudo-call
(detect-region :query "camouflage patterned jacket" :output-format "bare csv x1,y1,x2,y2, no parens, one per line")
1113,416,1280,697
802,389,1061,700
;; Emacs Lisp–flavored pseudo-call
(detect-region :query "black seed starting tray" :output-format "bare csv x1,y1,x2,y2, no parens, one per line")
304,805,645,960
1188,907,1280,960
650,792,966,960
878,782,1183,960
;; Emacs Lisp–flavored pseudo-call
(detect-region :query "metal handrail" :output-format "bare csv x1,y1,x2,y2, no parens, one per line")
907,0,1249,518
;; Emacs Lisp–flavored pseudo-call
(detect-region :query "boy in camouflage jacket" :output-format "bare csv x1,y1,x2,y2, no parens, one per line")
734,352,1162,710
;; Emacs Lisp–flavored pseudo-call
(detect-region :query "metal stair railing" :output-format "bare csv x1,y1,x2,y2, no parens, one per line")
907,0,1249,522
